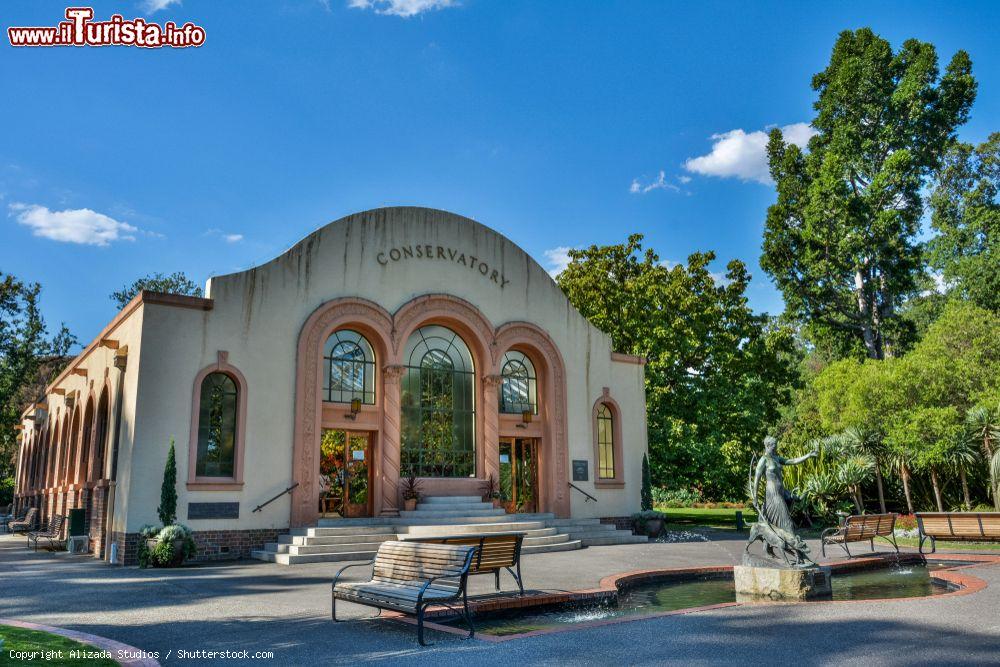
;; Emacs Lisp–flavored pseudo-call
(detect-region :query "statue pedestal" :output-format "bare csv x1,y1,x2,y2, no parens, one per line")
734,561,832,601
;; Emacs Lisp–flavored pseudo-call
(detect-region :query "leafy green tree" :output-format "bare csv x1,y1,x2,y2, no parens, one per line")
762,28,976,359
928,134,1000,311
0,273,75,487
111,271,202,309
556,235,798,499
158,438,178,526
887,406,964,511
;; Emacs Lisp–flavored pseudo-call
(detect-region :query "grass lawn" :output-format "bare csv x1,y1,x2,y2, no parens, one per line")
0,624,119,666
655,506,757,529
894,537,1000,552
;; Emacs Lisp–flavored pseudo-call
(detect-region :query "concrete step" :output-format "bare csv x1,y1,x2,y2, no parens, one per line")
390,515,524,526
295,525,397,537
546,518,603,527
399,508,507,518
574,533,648,546
523,533,571,547
522,539,582,554
415,502,493,511
313,518,395,528
280,533,398,546
402,521,547,536
287,541,390,555
261,542,289,554
251,549,379,565
420,496,483,504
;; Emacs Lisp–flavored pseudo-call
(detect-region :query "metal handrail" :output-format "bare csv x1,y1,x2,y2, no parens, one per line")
253,482,300,513
567,482,597,503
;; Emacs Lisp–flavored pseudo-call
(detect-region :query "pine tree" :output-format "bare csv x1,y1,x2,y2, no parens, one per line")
158,438,178,526
641,453,653,511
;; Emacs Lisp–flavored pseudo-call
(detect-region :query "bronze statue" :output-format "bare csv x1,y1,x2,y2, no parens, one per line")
746,436,818,567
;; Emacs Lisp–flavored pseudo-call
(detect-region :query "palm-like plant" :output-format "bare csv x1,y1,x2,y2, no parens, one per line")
836,455,875,513
841,425,888,513
944,434,980,509
966,405,1000,510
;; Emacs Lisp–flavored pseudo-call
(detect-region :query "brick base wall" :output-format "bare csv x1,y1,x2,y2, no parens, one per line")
600,516,637,532
110,528,282,566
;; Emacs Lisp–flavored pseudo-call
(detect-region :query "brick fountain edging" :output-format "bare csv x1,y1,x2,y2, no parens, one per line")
398,553,1000,642
0,618,160,666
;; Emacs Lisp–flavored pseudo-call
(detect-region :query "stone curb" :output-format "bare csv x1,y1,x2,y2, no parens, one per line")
0,618,160,666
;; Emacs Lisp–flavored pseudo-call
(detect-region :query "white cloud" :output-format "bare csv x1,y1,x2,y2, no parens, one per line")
9,203,138,246
542,246,574,278
224,233,244,243
348,0,457,17
683,122,817,185
206,228,245,243
629,170,687,195
141,0,181,14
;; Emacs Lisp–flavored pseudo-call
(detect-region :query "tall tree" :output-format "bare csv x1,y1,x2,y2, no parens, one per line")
762,28,976,359
0,274,76,490
557,234,798,498
928,133,1000,311
110,271,202,309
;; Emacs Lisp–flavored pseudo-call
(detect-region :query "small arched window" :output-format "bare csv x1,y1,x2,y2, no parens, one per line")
196,372,238,477
597,403,615,480
499,350,537,415
323,330,375,404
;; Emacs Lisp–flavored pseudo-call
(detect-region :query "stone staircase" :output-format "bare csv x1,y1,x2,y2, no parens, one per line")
251,495,645,565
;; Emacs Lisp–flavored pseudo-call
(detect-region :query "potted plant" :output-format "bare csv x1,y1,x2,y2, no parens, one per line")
482,474,502,508
401,475,421,511
138,438,198,567
631,510,667,538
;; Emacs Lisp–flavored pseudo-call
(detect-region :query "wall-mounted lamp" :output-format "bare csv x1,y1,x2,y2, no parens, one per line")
346,398,362,420
516,409,533,429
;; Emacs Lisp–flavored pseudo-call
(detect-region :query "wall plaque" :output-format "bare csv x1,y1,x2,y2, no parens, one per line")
572,460,589,482
187,502,239,520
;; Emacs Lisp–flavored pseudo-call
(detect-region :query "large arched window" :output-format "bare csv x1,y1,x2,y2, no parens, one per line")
400,325,476,477
596,403,615,480
323,329,375,404
195,372,239,477
499,350,537,415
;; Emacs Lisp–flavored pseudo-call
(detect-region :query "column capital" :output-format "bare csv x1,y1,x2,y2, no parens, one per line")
383,365,406,382
483,374,503,388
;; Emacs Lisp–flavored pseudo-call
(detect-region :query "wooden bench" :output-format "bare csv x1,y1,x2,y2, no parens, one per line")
332,540,477,646
7,507,38,535
27,515,65,551
916,512,1000,554
403,532,526,596
820,513,898,558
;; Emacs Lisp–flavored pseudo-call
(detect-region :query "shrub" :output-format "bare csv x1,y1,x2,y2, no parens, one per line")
652,487,704,507
895,514,917,531
640,453,653,511
157,438,178,526
631,509,667,534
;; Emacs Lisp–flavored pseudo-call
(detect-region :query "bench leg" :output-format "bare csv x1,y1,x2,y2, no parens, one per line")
461,589,475,640
821,539,827,559
495,569,500,591
417,604,428,646
843,541,852,559
507,564,524,596
331,586,338,622
870,538,875,553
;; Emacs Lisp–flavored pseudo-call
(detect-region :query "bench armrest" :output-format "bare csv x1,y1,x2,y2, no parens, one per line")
331,558,376,591
415,568,471,606
819,526,842,540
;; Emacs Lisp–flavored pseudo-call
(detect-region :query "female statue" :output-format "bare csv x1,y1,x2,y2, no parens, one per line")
753,436,817,532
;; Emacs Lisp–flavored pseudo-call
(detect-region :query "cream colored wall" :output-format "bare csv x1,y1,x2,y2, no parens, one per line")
124,207,647,529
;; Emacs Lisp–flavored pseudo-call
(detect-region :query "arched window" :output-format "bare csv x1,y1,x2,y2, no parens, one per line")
90,389,110,482
195,372,239,477
400,325,476,477
499,350,537,415
597,403,615,480
323,329,375,404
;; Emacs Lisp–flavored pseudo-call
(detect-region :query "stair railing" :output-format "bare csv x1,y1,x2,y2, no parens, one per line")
567,482,597,503
252,482,300,513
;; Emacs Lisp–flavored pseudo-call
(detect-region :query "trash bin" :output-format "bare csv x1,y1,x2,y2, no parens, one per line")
68,507,86,537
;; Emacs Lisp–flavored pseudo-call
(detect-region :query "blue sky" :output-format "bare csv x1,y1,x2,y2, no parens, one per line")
2,1,999,348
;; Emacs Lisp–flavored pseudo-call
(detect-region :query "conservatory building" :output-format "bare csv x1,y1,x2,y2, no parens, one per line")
13,207,648,563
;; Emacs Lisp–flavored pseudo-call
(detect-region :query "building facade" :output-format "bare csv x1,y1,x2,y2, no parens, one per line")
13,207,648,563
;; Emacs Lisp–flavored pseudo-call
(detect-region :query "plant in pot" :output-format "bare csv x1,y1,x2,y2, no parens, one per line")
631,510,667,538
139,438,198,567
401,475,421,511
482,474,502,508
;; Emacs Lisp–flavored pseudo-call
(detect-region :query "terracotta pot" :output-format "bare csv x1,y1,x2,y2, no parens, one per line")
403,498,418,511
644,518,664,538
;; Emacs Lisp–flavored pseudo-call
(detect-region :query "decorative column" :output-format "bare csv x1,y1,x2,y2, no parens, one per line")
482,374,502,484
379,365,405,516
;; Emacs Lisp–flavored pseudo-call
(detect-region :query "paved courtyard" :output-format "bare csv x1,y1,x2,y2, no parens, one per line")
2,531,1000,665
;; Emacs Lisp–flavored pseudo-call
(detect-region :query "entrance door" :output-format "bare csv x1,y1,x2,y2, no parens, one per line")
498,438,538,513
320,430,372,518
